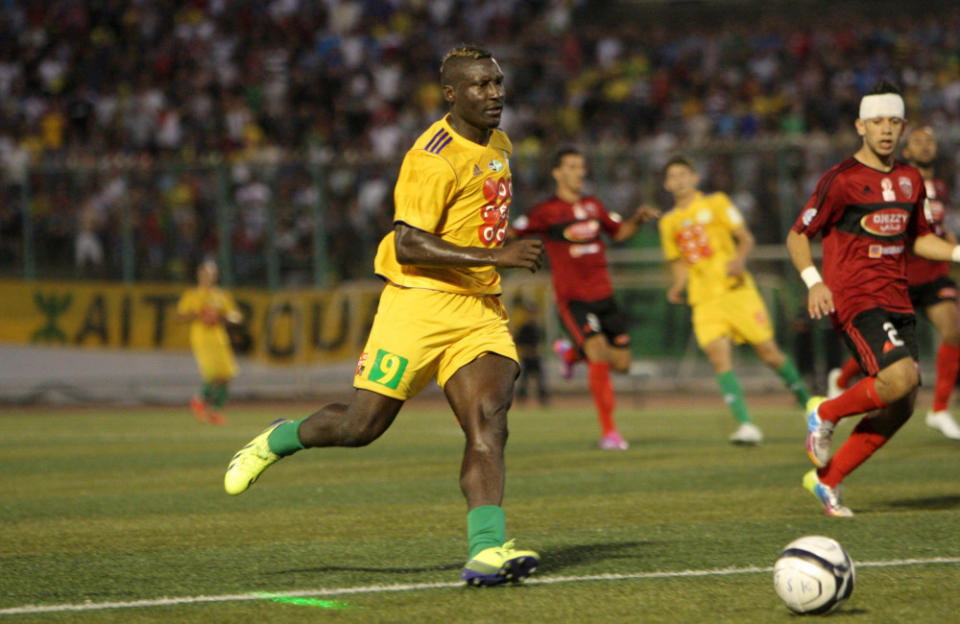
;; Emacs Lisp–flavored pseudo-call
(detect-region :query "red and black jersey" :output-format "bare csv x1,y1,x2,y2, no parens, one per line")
792,157,931,326
512,195,622,302
905,178,950,286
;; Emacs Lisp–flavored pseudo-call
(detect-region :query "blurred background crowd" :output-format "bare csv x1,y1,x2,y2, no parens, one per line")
2,0,960,287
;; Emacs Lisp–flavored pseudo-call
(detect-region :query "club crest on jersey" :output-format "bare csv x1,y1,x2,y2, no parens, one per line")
861,208,910,236
898,176,913,198
881,177,896,202
488,159,504,172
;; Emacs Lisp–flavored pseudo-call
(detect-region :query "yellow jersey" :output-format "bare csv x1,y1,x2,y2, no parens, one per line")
177,287,240,348
658,191,756,306
374,115,513,295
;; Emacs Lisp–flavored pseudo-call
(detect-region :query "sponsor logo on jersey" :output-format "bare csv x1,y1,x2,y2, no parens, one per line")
801,208,817,226
563,219,600,242
569,242,601,257
860,208,910,236
696,209,712,224
868,243,904,258
898,176,913,198
488,159,504,172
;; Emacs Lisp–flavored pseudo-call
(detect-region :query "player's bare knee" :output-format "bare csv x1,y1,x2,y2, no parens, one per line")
876,359,919,402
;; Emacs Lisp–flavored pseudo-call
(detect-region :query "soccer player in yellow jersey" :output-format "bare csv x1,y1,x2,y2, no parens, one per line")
177,259,242,425
659,155,810,444
223,45,544,586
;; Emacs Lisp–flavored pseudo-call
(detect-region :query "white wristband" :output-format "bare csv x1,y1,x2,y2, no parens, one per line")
800,266,823,289
952,246,960,263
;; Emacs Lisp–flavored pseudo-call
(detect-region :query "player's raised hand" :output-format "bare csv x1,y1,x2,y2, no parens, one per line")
494,238,544,272
807,283,835,319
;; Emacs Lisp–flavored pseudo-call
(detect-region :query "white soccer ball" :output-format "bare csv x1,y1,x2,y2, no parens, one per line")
773,535,855,615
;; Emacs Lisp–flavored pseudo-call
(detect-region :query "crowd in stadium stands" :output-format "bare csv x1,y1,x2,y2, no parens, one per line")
1,1,960,284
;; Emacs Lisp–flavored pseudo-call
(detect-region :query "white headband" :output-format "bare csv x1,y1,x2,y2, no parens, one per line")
859,93,904,120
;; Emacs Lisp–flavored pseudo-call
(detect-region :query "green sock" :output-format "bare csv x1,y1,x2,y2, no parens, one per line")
776,359,810,406
211,384,228,409
716,370,751,424
467,505,506,558
267,418,307,456
202,383,214,403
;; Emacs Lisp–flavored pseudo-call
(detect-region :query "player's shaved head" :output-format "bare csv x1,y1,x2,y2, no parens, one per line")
440,45,494,88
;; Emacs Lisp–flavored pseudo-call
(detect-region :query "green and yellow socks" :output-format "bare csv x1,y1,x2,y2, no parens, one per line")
201,382,229,409
267,418,307,456
776,359,810,406
467,505,506,558
716,370,751,424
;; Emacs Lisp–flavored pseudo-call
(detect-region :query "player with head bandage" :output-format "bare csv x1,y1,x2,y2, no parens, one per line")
786,80,960,516
829,124,960,440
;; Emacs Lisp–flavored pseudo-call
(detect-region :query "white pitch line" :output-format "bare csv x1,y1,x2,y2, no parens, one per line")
2,557,959,616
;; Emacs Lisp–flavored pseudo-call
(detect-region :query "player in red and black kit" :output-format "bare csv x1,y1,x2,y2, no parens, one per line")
829,126,960,440
786,81,960,516
511,148,658,450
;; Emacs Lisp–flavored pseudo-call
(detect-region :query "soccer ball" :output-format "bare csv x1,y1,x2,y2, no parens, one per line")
773,535,855,614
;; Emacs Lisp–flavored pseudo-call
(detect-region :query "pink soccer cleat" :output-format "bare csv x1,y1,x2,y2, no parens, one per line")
598,430,629,451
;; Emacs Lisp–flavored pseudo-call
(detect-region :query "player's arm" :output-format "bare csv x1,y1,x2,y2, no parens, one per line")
786,229,833,319
394,223,543,272
728,225,754,276
666,259,687,304
912,233,960,263
612,205,660,242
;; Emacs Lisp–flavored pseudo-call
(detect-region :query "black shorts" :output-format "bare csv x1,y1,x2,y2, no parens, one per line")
557,296,630,348
842,308,918,376
908,275,957,310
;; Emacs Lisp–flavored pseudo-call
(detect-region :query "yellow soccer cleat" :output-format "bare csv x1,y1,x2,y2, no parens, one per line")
461,539,540,586
224,419,287,495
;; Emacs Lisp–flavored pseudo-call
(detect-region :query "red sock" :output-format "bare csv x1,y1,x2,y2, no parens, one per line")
564,345,580,366
836,356,861,390
932,343,960,412
820,376,886,423
588,361,616,435
818,417,888,487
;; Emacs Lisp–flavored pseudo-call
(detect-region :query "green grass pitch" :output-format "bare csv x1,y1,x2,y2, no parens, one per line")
1,395,959,623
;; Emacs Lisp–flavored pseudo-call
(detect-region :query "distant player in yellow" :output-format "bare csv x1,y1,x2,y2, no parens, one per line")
177,259,242,425
223,45,544,586
659,155,809,444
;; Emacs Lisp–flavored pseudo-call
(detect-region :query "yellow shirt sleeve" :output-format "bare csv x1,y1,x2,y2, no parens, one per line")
393,150,457,232
711,192,744,231
177,290,198,315
659,212,680,261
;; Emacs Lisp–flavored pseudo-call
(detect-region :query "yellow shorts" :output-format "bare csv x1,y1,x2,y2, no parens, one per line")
691,287,774,348
353,283,519,400
191,333,237,382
